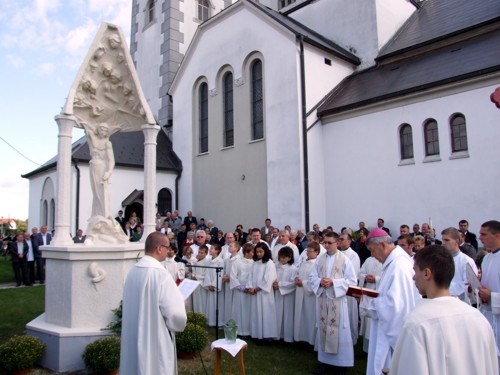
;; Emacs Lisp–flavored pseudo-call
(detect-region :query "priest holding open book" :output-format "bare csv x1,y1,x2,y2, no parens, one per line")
360,228,420,375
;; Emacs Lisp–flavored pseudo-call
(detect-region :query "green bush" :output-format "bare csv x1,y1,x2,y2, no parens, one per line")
0,335,45,371
186,311,207,327
82,336,120,373
176,323,208,354
103,301,122,336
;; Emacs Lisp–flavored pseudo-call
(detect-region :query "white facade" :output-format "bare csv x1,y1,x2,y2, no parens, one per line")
169,1,358,232
314,78,500,234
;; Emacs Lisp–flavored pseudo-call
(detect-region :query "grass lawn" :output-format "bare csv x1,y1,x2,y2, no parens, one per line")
0,257,15,283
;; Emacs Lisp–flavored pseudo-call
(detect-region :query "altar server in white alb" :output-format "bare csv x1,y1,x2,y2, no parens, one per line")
120,232,187,375
361,228,420,375
230,243,254,336
391,245,498,375
274,246,297,343
309,231,357,373
294,241,320,345
204,244,225,327
478,220,500,369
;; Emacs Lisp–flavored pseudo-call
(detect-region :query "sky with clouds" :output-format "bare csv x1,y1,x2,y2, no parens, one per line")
0,0,132,220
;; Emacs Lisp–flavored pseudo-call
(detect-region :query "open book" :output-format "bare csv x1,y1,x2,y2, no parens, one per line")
346,285,379,298
178,279,201,300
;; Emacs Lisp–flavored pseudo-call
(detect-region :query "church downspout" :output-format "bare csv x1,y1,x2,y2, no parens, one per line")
72,159,80,235
175,168,182,211
299,36,310,232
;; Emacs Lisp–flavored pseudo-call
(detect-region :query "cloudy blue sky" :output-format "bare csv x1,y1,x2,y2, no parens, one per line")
0,0,132,219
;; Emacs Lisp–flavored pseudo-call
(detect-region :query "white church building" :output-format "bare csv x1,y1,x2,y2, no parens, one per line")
24,0,500,236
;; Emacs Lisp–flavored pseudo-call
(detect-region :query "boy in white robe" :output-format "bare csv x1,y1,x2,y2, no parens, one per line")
163,246,185,283
391,245,498,375
120,232,187,375
191,245,210,315
230,243,254,336
361,228,420,375
294,241,319,345
204,244,225,327
478,220,500,369
274,246,297,342
223,241,241,323
309,232,357,373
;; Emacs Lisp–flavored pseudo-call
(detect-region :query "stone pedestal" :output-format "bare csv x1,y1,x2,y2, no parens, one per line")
26,243,143,372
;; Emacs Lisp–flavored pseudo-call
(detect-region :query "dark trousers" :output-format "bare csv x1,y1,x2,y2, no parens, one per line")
35,257,45,283
27,261,35,284
12,260,29,286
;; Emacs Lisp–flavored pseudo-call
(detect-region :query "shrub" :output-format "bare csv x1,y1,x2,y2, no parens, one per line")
103,301,123,336
82,336,120,373
176,323,208,354
186,311,207,327
0,335,45,371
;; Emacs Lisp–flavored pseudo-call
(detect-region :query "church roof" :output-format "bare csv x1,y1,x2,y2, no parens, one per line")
379,0,500,58
246,0,360,65
317,0,500,117
22,130,182,178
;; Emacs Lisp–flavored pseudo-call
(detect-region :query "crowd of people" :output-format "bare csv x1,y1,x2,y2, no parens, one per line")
121,212,499,375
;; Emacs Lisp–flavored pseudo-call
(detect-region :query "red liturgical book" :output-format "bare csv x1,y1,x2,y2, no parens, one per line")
346,286,379,298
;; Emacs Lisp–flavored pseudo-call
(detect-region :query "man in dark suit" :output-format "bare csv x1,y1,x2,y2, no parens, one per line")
115,210,126,231
459,219,478,251
377,218,392,237
183,210,198,227
35,225,52,284
9,233,29,286
206,219,218,244
73,229,86,243
260,218,274,237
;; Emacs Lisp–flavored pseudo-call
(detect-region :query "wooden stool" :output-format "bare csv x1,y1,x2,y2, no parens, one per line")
211,339,247,375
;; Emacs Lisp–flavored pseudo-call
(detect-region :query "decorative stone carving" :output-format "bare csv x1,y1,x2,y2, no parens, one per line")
61,23,156,245
209,88,218,97
235,77,245,86
88,262,106,283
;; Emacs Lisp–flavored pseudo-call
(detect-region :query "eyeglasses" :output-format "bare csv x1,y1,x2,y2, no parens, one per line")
160,245,171,250
323,241,336,245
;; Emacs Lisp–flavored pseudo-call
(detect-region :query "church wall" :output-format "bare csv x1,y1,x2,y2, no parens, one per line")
132,0,164,123
289,0,414,68
319,81,500,236
27,170,57,231
171,5,306,232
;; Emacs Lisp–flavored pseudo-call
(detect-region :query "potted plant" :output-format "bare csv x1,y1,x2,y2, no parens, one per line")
186,311,208,327
82,336,121,374
176,323,208,359
0,335,45,374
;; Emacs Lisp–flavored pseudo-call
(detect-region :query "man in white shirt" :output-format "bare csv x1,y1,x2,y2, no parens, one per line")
391,245,498,375
441,227,478,304
272,230,299,265
361,228,420,375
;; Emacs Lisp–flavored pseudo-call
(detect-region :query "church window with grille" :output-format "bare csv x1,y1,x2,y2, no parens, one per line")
223,72,234,147
450,113,468,152
197,0,209,22
199,82,208,153
400,124,414,160
251,60,264,141
424,119,440,156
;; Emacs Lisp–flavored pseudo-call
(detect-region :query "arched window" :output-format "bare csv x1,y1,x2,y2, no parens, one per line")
251,60,263,140
50,199,56,230
450,113,468,152
42,200,48,226
424,119,439,156
223,72,234,147
199,82,208,153
400,124,414,160
197,0,209,21
157,188,172,216
146,0,155,24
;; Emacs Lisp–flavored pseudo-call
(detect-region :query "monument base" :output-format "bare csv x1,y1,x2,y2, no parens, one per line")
27,242,144,372
27,313,109,372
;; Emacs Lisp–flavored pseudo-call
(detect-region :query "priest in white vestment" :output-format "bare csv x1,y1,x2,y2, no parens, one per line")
361,228,420,375
478,220,500,369
391,245,498,375
120,232,187,375
309,232,357,371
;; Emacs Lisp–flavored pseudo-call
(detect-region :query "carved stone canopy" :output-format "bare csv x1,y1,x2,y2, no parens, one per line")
63,23,155,132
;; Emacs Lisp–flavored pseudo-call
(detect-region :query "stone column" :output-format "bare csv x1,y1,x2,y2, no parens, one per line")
52,114,76,246
141,124,160,240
